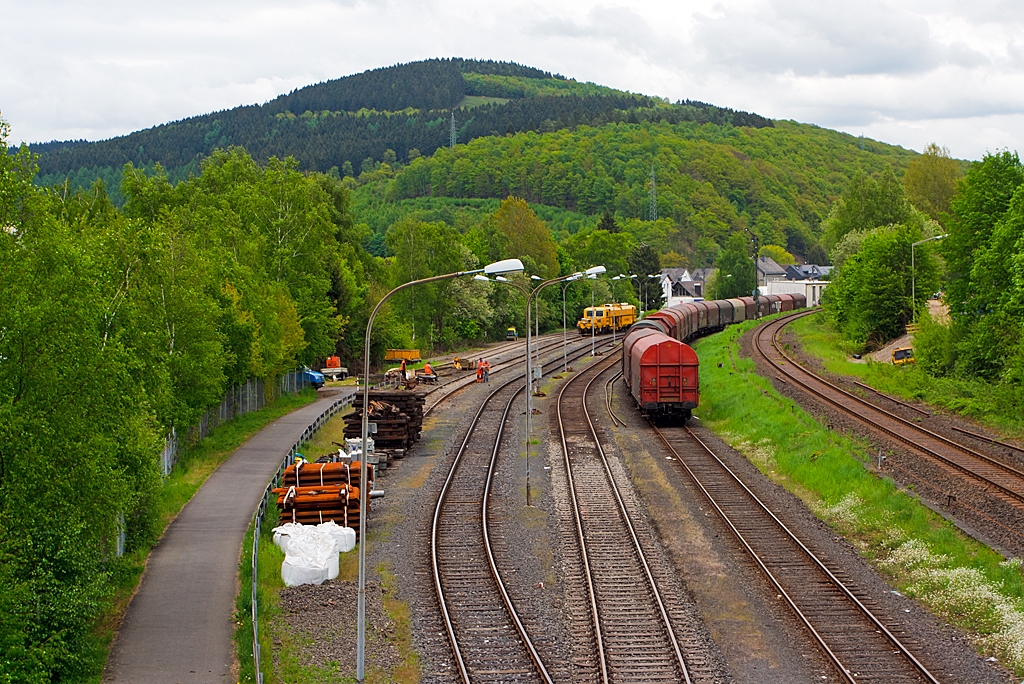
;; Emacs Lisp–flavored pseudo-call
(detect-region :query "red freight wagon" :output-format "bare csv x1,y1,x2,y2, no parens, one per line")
628,332,699,419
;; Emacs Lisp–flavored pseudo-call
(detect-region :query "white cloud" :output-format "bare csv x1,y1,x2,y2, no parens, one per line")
2,0,1024,159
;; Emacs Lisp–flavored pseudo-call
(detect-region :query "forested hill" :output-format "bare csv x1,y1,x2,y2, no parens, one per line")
30,58,773,196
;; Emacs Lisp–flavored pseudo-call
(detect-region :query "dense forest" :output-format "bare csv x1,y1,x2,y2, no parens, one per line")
29,59,772,206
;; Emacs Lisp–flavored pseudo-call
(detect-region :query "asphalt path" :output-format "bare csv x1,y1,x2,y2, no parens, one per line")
104,387,355,683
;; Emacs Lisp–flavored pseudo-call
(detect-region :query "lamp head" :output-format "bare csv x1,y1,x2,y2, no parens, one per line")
484,258,525,275
585,265,607,276
473,275,492,282
530,275,542,281
495,275,509,282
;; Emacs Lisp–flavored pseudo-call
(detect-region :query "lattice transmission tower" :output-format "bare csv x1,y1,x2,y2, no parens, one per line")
450,113,457,149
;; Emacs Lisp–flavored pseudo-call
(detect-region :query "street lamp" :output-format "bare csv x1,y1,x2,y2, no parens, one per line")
494,275,540,368
647,274,660,314
523,266,602,506
560,274,582,372
357,257,523,682
911,234,947,323
740,227,760,316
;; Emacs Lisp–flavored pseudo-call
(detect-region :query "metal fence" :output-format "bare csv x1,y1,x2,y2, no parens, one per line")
159,371,312,477
249,391,353,684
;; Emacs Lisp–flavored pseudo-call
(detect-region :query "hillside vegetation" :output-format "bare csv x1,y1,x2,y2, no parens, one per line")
30,59,771,204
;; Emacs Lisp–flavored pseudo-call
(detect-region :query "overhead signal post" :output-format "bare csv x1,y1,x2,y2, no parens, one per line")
357,257,524,683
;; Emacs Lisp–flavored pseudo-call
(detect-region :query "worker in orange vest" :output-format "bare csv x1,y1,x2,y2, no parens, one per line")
482,359,490,383
400,358,407,378
423,361,434,376
476,362,483,383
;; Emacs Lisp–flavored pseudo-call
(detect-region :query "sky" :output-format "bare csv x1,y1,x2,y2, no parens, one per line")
3,0,1024,160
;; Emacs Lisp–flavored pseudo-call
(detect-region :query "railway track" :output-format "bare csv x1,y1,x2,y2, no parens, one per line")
651,423,941,683
431,337,615,683
556,353,710,684
754,311,1024,549
424,333,578,415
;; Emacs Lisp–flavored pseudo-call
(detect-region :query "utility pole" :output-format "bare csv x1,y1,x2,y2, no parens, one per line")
648,166,657,221
450,113,457,149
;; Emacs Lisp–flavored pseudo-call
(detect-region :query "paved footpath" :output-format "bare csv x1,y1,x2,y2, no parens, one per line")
105,387,355,683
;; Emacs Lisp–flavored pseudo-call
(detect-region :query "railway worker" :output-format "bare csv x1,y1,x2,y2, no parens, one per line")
476,362,484,383
482,359,490,383
400,358,407,379
422,360,434,376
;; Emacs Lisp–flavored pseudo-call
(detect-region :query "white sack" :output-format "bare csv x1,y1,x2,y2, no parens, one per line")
318,520,357,553
273,521,347,587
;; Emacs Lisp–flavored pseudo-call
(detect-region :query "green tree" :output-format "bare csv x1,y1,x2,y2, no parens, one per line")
386,218,475,350
710,233,756,299
598,207,619,233
822,223,939,347
821,169,911,249
627,243,664,310
903,143,962,221
492,196,559,276
759,244,795,265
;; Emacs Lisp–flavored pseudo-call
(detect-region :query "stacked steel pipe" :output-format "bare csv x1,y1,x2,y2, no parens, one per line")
343,390,425,450
274,461,374,539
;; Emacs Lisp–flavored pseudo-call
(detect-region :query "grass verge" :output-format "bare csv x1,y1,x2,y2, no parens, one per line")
694,319,1024,675
94,389,318,680
790,312,1024,437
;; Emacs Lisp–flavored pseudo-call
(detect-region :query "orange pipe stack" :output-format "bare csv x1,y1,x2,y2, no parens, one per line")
272,484,363,535
281,461,374,491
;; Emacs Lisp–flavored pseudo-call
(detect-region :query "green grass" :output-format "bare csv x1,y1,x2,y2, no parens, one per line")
94,389,318,681
694,319,1024,674
157,389,318,529
456,95,510,108
791,313,1024,437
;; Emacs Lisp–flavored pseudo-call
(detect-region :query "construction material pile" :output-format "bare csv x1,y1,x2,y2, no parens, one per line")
274,461,374,537
343,390,425,451
273,521,357,587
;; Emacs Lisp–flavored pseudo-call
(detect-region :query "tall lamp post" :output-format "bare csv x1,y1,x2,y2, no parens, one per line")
560,274,582,372
911,234,947,323
740,227,761,317
524,266,603,506
491,275,538,366
357,258,524,682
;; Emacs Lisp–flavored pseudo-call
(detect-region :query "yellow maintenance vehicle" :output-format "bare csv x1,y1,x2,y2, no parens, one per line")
892,347,915,365
577,303,638,335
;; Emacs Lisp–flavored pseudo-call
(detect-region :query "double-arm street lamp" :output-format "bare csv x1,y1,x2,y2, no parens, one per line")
560,274,582,372
523,266,604,506
911,234,947,323
356,257,523,682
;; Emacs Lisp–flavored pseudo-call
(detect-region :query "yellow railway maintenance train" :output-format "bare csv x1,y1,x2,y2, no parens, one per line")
577,303,638,335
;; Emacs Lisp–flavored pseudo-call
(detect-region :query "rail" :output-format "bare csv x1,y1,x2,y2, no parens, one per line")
249,391,354,684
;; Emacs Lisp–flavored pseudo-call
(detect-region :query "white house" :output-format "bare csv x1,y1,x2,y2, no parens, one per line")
764,279,828,306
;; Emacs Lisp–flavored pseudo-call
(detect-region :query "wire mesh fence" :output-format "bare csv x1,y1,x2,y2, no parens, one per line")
159,371,311,477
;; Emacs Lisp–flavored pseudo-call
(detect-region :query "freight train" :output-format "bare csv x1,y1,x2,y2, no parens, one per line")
622,293,807,421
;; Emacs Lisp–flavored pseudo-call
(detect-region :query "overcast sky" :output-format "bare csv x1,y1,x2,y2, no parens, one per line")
4,1,1024,160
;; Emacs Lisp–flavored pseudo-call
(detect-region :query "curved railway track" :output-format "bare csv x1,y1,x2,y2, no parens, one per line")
754,311,1024,549
431,337,615,683
652,423,941,683
557,353,706,684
